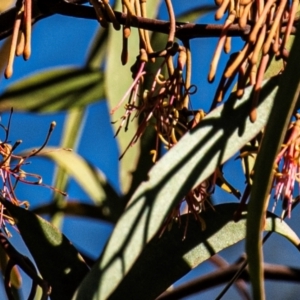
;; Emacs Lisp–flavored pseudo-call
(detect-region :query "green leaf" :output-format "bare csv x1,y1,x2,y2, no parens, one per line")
32,201,117,223
86,27,109,69
124,4,217,200
102,203,300,300
74,78,278,300
59,109,86,151
36,148,122,221
125,2,215,198
0,37,11,75
246,23,300,300
0,244,22,289
0,197,89,300
106,0,161,194
51,108,87,228
264,36,294,80
0,68,105,112
124,124,156,200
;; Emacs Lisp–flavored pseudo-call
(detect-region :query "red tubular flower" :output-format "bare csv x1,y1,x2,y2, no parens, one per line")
273,116,300,218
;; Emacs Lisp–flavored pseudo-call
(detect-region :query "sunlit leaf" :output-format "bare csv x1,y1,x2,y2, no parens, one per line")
102,203,300,300
38,148,119,201
0,68,105,112
0,197,89,300
0,245,22,289
0,37,11,79
59,109,86,151
0,0,14,12
264,36,294,80
246,23,300,300
126,4,215,199
35,148,123,222
130,3,214,201
74,77,278,300
51,108,87,228
239,138,260,185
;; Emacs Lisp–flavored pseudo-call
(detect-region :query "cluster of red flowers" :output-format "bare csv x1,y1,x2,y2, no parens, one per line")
272,115,300,218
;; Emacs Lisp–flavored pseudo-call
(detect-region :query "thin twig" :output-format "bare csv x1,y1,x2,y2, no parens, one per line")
157,262,300,300
215,199,300,299
1,1,297,41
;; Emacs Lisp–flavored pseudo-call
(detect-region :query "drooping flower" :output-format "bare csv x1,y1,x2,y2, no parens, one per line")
111,44,197,160
210,0,297,120
272,115,300,218
0,113,66,235
5,0,32,79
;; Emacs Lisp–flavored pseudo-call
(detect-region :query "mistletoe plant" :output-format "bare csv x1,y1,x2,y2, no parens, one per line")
0,0,299,299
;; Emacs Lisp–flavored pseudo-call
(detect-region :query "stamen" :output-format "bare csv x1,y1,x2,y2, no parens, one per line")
26,121,56,158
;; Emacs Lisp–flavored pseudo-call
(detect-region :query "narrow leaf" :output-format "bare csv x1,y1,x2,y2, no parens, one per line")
38,148,117,200
106,203,300,300
264,36,294,80
74,78,278,300
32,201,116,223
0,245,22,289
125,3,215,198
0,37,11,78
124,125,156,200
86,27,109,69
246,23,300,300
59,109,87,151
36,148,123,222
0,197,89,300
51,108,87,228
125,4,216,198
0,68,105,112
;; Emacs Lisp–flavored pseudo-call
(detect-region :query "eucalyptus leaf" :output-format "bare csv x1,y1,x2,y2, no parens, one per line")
51,108,87,228
0,197,89,300
32,201,116,223
0,36,11,76
0,68,105,112
36,148,122,221
0,244,22,289
59,109,87,151
74,78,278,300
106,203,300,300
125,4,216,199
122,0,207,199
246,23,300,300
264,36,294,80
86,27,109,69
123,0,198,200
